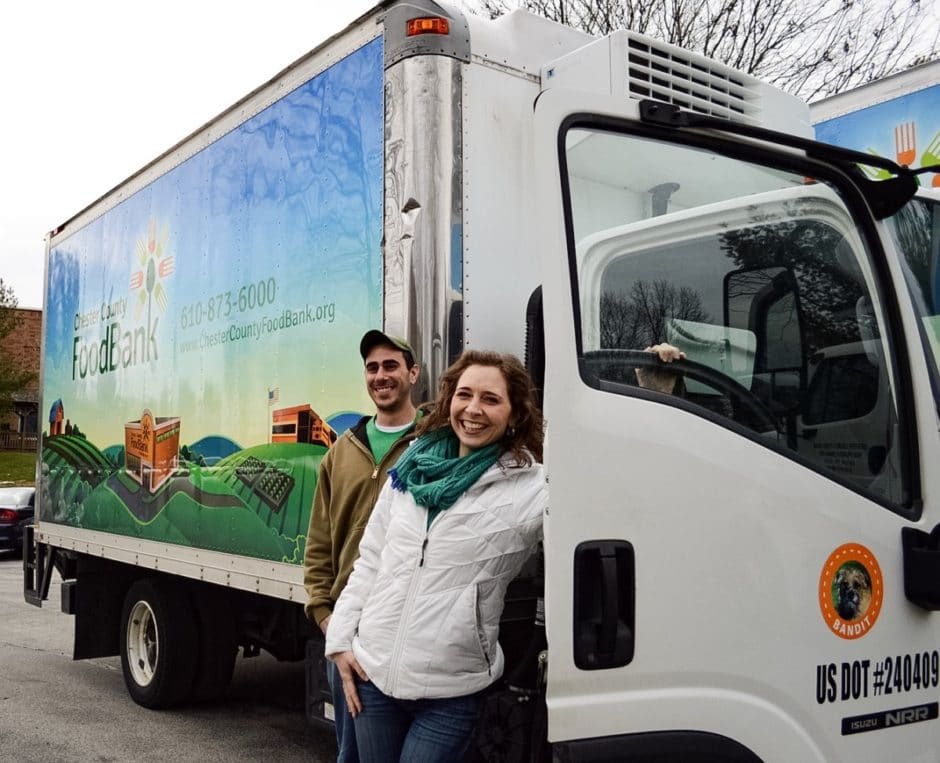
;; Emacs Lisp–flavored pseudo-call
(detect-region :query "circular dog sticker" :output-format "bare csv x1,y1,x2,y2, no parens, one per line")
819,543,883,640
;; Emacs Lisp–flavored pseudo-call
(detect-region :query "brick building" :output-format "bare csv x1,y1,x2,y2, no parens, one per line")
1,307,41,435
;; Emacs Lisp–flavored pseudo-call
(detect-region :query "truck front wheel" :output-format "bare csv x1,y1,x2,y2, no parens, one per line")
120,578,198,708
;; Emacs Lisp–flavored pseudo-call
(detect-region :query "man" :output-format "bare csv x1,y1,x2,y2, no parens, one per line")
304,329,420,763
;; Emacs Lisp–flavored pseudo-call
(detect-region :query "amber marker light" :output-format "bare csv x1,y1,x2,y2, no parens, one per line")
406,17,450,36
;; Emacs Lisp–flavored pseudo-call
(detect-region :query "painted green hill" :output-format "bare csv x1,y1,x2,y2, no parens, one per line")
41,437,329,564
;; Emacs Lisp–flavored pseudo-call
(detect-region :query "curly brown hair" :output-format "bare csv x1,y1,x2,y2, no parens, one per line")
417,350,544,464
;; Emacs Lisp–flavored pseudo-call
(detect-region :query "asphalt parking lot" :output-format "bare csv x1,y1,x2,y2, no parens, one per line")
0,553,337,762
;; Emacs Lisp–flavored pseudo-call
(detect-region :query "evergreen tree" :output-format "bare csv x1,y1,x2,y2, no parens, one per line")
0,279,36,418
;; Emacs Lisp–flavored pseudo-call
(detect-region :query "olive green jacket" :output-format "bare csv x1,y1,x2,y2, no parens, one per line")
303,416,415,627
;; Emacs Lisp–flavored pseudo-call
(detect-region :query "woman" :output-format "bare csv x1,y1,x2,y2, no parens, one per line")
325,350,546,762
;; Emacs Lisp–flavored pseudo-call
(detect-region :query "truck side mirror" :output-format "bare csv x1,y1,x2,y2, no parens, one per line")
902,525,940,611
724,266,806,416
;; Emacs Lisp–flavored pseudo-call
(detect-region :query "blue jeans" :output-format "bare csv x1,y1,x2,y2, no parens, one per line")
327,659,360,763
353,679,482,763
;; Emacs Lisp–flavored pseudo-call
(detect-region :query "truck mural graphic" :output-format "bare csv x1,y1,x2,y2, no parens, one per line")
39,37,384,564
812,64,939,187
42,422,332,564
271,404,337,448
124,410,180,493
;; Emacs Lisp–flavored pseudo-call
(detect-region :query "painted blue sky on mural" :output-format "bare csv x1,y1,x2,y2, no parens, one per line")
43,36,384,448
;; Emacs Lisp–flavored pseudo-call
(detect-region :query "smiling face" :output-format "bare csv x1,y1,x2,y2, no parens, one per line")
449,364,513,457
364,344,418,422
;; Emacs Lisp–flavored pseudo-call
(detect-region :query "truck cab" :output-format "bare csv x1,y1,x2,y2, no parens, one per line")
531,54,940,760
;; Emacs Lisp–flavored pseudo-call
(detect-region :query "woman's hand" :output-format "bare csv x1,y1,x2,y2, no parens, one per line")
330,650,369,717
636,343,686,394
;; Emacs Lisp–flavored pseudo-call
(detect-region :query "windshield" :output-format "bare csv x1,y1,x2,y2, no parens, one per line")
886,194,940,399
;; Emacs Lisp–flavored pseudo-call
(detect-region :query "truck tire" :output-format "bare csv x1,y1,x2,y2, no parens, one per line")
190,588,238,702
120,578,199,708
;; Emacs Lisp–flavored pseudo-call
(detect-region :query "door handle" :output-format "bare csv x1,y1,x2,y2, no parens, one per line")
573,540,635,670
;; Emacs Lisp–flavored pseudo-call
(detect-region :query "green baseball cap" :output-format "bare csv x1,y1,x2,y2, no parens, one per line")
359,330,416,361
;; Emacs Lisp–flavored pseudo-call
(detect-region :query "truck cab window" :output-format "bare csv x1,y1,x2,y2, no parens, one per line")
887,196,940,403
564,126,907,507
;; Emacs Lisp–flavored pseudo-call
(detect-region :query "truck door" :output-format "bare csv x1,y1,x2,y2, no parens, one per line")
534,89,940,762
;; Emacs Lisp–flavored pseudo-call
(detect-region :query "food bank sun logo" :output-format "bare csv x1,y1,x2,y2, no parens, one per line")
131,218,175,320
70,218,176,381
818,543,884,640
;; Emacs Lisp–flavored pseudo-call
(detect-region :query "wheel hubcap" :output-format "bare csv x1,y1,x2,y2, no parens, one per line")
127,600,158,687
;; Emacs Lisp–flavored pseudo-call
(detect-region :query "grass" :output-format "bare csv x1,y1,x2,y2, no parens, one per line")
0,450,37,486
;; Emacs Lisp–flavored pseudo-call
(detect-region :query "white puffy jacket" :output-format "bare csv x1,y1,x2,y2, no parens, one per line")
325,453,546,700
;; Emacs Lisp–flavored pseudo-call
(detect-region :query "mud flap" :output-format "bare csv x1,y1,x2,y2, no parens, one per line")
305,633,333,729
23,527,55,607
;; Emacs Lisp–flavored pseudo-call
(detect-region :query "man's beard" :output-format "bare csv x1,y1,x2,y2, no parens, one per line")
372,384,408,411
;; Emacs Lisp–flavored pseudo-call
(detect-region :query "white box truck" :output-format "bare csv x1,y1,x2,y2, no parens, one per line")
24,1,940,760
811,59,939,187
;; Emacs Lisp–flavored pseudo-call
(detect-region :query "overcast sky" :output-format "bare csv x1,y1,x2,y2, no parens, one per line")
0,0,376,309
1,1,935,310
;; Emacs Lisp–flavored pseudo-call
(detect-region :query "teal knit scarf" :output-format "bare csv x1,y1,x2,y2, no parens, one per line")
389,427,501,523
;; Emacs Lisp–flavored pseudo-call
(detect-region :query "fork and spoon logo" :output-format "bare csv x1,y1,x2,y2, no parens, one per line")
893,122,940,187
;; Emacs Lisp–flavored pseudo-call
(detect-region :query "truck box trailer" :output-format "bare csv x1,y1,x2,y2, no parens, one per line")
811,59,939,187
24,1,940,760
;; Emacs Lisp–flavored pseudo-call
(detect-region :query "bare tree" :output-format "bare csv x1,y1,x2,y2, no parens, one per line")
465,0,938,100
601,279,709,349
719,216,865,352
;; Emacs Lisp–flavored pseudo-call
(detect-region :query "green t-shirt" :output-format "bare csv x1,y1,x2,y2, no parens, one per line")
366,416,414,464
